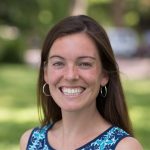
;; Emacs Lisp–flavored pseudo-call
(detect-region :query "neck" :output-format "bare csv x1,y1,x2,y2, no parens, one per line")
52,104,110,150
62,108,98,133
60,104,108,140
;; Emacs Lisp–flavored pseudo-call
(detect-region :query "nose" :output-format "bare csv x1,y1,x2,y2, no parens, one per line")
64,65,79,81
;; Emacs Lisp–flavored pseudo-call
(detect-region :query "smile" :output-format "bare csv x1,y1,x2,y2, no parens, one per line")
60,87,85,96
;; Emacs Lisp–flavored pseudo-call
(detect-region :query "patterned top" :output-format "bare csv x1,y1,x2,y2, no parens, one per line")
27,124,130,150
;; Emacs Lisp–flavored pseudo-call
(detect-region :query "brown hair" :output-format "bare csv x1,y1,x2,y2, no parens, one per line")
37,15,133,136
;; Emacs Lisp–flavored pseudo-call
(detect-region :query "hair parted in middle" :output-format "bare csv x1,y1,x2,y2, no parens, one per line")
37,15,133,136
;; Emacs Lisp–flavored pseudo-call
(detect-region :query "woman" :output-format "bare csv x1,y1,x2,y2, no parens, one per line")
20,15,143,150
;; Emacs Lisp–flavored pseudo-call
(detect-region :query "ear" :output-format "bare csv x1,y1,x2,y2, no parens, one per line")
44,63,48,83
101,71,109,86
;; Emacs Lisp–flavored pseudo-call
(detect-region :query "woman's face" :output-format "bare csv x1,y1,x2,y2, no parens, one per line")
44,33,108,112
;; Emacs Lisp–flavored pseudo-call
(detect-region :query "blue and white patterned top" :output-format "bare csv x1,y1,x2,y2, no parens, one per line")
27,124,130,150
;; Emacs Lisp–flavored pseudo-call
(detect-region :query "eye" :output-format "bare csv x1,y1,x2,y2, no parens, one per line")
52,61,65,68
78,62,92,68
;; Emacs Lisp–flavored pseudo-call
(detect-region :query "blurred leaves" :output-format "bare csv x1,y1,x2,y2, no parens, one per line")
0,0,39,29
0,39,24,63
0,0,71,63
0,0,150,64
0,0,70,32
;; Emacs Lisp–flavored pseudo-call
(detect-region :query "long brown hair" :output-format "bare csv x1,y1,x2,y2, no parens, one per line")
37,15,133,136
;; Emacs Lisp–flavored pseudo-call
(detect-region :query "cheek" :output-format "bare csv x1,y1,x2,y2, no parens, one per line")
46,69,62,85
81,69,101,85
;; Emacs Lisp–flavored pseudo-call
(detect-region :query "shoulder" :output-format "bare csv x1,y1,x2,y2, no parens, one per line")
116,137,143,150
20,129,33,150
20,124,52,150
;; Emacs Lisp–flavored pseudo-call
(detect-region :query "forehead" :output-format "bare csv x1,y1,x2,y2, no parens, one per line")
49,33,100,58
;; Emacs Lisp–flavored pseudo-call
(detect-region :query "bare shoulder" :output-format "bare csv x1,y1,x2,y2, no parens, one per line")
116,136,143,150
20,128,33,150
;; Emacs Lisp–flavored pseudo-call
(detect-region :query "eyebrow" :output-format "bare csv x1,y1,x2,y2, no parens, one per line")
49,55,96,60
77,56,96,60
49,55,64,60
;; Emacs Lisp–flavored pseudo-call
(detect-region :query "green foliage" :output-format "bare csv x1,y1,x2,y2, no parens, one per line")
0,64,149,149
88,2,112,26
0,0,70,32
0,0,39,29
0,39,25,63
0,1,71,64
88,0,150,28
0,0,149,64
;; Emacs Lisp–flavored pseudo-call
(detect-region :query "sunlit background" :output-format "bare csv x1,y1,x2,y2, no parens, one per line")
0,0,150,149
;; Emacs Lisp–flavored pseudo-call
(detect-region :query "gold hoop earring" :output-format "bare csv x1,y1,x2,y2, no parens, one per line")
100,86,107,98
43,83,51,96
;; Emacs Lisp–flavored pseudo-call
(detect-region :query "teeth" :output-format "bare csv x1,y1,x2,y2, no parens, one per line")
61,87,84,96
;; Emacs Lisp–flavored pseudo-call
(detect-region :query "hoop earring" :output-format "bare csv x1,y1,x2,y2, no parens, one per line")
43,83,51,96
100,86,107,98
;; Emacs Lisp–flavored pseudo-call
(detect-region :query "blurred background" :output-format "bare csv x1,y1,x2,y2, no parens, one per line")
0,0,149,149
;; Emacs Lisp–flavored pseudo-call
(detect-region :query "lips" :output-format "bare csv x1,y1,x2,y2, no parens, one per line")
59,87,85,96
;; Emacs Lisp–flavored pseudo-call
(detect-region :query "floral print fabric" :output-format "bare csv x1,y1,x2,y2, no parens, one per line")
27,124,130,150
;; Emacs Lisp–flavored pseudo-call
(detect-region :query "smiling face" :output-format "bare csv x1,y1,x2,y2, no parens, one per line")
44,33,108,112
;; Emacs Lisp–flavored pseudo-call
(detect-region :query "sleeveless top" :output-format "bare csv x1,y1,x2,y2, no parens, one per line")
27,124,130,150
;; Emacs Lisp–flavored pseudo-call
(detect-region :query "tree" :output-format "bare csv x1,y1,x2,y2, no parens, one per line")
111,0,126,27
69,0,88,15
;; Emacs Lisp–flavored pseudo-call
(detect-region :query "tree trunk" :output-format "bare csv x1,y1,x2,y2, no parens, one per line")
69,0,88,15
112,0,126,27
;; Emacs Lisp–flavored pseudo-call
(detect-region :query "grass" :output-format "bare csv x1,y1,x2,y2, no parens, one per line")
0,64,150,150
123,79,150,149
0,64,38,150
